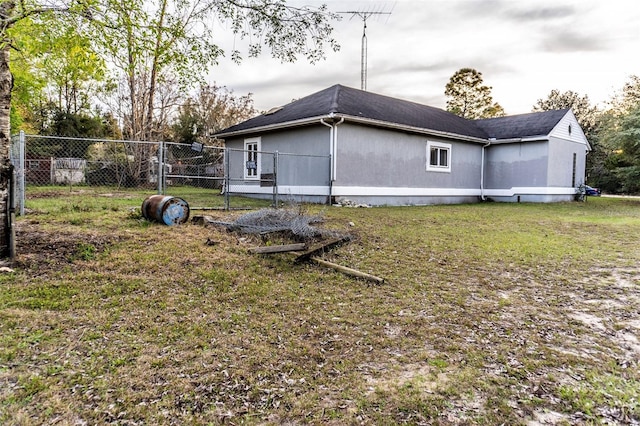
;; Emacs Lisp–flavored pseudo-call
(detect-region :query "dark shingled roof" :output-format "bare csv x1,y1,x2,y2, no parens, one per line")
474,109,570,140
216,84,568,141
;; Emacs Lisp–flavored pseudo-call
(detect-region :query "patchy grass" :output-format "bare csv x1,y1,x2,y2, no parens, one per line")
1,196,639,425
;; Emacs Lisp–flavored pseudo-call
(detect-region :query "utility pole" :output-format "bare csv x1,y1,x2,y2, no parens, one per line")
338,9,392,91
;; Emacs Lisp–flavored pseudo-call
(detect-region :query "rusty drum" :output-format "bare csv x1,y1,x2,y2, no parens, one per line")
142,195,190,225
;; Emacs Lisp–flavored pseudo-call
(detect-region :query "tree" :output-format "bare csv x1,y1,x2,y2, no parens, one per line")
173,84,257,145
444,68,505,119
95,0,338,183
533,89,600,139
609,75,640,115
38,21,107,115
0,0,340,258
606,105,640,194
7,14,109,136
97,0,338,142
582,75,640,194
595,77,640,194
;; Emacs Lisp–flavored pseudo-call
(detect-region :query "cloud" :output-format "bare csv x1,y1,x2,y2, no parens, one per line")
504,6,576,22
541,30,609,53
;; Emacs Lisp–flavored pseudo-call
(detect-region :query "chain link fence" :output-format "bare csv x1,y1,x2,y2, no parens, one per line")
10,133,332,214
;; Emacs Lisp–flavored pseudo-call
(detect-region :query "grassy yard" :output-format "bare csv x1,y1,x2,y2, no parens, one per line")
1,189,639,425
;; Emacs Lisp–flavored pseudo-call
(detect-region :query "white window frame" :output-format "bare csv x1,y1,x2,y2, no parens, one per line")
244,137,261,180
426,141,451,173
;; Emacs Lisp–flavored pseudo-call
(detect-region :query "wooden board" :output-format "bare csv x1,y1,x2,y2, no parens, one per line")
248,243,307,254
293,236,352,264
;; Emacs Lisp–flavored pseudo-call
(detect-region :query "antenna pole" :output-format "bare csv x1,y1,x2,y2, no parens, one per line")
339,10,392,91
361,18,367,90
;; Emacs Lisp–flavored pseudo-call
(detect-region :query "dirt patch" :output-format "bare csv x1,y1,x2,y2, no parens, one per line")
11,220,125,276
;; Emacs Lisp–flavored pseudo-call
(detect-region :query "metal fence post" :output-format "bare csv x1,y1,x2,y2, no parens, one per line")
157,141,164,194
328,153,333,205
18,131,25,216
273,151,279,208
224,147,230,211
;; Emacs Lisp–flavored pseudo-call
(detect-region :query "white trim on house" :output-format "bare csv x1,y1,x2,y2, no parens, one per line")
334,186,479,197
549,110,591,150
228,184,576,197
216,114,490,144
426,141,452,173
243,137,261,180
229,185,331,196
484,187,576,196
333,186,575,197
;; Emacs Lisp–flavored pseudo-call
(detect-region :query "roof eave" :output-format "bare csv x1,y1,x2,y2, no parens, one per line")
214,113,489,143
213,115,329,139
340,115,489,143
487,135,550,144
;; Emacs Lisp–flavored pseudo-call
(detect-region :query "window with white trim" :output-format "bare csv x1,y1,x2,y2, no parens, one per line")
426,141,451,172
244,137,260,179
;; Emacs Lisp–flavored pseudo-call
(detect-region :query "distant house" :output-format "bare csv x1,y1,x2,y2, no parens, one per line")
214,84,590,206
25,156,87,185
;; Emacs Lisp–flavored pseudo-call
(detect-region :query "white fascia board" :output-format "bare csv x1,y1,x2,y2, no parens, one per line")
340,115,489,143
215,114,490,144
486,136,549,144
214,116,329,139
549,110,591,150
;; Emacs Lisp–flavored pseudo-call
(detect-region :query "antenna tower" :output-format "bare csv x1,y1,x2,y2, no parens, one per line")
339,7,392,91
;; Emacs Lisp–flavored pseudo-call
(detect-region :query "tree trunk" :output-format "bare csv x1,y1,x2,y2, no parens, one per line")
0,45,14,258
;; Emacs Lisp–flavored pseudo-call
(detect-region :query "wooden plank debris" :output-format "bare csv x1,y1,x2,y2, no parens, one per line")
293,236,352,264
243,231,385,284
309,257,385,284
249,243,307,254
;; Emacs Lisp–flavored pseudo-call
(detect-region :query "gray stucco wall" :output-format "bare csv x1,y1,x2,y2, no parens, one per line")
484,141,549,189
224,125,331,187
547,136,588,188
335,123,482,189
222,121,586,206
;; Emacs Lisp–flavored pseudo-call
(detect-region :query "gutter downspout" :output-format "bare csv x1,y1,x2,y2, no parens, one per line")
481,140,493,201
320,117,344,204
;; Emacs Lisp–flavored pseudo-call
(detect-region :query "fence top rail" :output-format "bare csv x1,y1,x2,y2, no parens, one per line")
17,134,166,146
225,146,331,159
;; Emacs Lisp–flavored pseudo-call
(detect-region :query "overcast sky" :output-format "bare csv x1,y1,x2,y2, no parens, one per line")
209,0,640,115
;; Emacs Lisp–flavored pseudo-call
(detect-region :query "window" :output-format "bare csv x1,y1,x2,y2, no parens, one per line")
426,141,451,172
244,137,260,179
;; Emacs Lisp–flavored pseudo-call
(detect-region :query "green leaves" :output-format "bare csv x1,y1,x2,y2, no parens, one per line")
213,0,339,64
444,68,505,119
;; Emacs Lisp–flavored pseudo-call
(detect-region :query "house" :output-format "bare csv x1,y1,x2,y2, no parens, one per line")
214,84,590,206
24,156,87,185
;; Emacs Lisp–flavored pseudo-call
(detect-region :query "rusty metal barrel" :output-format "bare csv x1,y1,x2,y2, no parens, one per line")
141,195,190,225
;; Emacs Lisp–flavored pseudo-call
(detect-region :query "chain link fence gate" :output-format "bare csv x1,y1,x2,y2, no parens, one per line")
10,133,332,214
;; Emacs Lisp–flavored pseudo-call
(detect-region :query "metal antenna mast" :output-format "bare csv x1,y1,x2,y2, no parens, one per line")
339,9,392,91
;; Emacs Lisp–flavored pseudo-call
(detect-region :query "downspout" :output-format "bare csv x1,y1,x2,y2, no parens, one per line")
320,117,344,204
480,140,492,201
